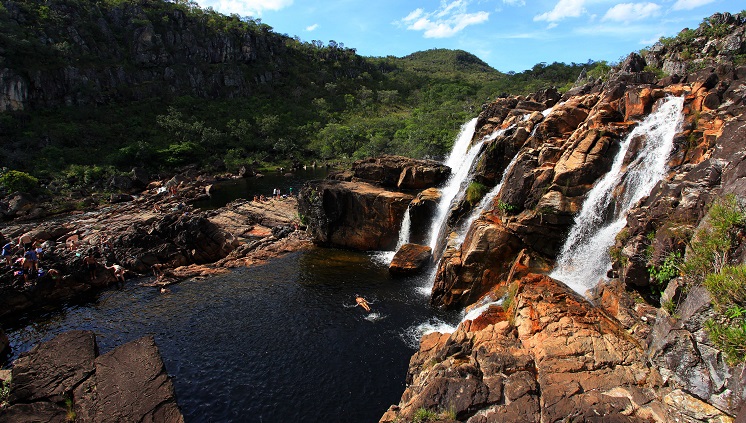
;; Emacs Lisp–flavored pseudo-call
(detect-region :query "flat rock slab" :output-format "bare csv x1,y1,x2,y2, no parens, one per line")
10,330,97,403
89,335,183,423
1,331,184,423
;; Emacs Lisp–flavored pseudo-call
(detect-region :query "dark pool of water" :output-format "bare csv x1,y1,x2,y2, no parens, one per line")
5,248,459,423
194,168,330,209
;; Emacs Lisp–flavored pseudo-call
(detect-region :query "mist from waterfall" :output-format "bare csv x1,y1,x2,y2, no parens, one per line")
550,96,685,294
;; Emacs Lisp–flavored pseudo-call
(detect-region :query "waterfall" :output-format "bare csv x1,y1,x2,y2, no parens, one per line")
396,207,412,250
454,143,521,247
550,96,685,294
425,118,483,253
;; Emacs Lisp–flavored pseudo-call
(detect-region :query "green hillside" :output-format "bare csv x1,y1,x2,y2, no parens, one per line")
0,0,608,194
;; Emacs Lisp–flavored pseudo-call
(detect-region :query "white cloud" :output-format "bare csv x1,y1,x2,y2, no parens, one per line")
602,3,661,23
502,0,525,5
202,0,293,16
306,24,319,31
671,0,715,11
397,0,490,39
533,0,587,23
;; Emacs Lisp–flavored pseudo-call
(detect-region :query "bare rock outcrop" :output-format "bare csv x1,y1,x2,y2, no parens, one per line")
382,274,672,423
0,331,184,423
341,155,451,190
298,179,414,251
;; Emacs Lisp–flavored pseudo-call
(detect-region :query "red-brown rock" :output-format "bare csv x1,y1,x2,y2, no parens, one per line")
389,244,432,276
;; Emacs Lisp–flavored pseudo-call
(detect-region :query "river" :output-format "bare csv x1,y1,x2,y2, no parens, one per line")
4,248,459,423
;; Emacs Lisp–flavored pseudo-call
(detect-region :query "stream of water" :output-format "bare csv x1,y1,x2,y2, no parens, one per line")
550,96,685,293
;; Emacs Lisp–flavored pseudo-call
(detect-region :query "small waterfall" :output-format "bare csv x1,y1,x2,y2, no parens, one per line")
425,118,482,253
455,149,522,246
550,96,685,294
396,207,412,250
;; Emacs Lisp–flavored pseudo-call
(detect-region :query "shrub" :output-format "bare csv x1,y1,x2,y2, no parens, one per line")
0,376,10,408
648,251,681,288
413,408,438,423
497,200,519,215
465,181,488,206
0,170,39,193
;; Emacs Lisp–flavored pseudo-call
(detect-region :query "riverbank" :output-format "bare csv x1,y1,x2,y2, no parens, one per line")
0,172,311,326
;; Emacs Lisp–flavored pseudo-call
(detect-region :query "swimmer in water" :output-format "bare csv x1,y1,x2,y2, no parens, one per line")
355,295,371,312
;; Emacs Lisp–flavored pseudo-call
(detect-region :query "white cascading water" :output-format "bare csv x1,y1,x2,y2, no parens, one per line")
550,96,685,294
395,208,412,250
455,149,521,246
425,118,482,252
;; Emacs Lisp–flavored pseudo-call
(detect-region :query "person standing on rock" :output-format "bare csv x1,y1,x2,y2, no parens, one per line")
84,253,97,280
18,233,33,252
23,248,38,276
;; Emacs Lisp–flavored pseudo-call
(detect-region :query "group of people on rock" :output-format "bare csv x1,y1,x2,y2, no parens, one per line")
2,230,126,289
253,187,294,203
3,234,48,286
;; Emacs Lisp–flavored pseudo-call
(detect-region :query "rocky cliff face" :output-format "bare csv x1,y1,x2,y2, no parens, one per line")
383,13,746,423
0,0,364,110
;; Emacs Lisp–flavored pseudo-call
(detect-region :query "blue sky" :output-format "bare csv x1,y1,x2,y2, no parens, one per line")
195,0,744,72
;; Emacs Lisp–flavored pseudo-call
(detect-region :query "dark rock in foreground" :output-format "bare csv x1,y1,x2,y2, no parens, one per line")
1,331,184,423
389,244,432,276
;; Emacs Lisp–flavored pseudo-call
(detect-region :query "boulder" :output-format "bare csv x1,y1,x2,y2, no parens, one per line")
131,167,150,188
389,244,432,276
298,180,413,251
382,274,668,422
431,217,523,309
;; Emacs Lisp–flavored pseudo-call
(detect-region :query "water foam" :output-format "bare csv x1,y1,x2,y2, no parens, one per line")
550,96,685,294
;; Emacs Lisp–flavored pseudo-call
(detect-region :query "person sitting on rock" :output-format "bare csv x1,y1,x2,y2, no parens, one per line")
355,295,371,312
33,240,44,260
66,233,81,251
47,268,61,285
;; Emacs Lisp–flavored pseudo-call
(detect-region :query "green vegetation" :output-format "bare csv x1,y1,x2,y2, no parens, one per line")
648,251,681,288
0,169,39,193
413,408,438,423
0,376,10,408
667,195,746,364
497,200,519,215
704,265,746,364
0,0,610,188
465,181,489,206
